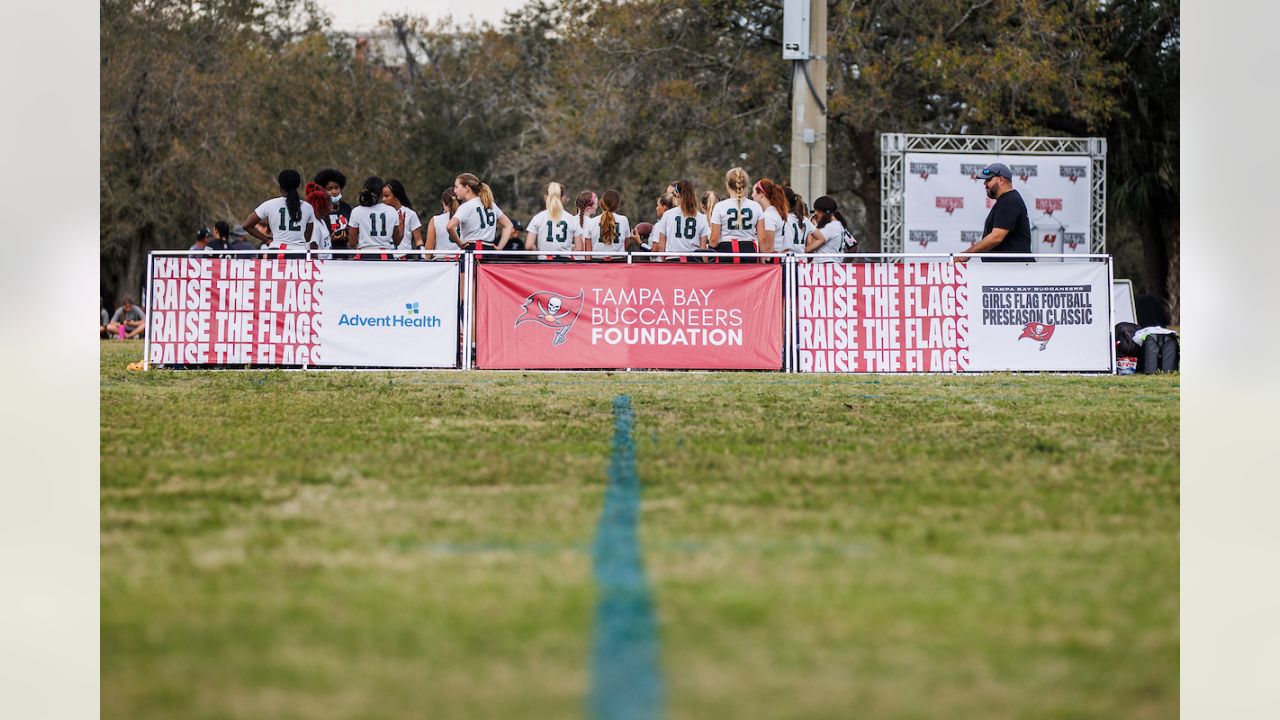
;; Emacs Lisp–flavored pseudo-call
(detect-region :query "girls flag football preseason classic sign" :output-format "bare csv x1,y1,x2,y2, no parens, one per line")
146,257,460,367
475,263,783,370
795,260,1112,373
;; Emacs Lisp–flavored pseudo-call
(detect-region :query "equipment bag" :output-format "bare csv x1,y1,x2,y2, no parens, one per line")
1138,333,1179,373
1115,322,1141,357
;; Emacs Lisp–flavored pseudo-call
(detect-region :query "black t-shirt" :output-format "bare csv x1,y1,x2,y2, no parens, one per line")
982,189,1032,259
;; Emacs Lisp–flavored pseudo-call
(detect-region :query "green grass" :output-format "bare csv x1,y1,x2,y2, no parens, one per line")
100,341,1179,719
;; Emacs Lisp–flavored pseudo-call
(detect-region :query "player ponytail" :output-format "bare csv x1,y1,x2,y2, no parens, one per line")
700,191,718,217
784,185,808,221
674,180,697,216
725,167,748,216
756,178,789,216
304,181,329,218
545,182,565,221
278,169,302,224
812,195,847,229
478,182,494,210
358,176,384,207
386,179,413,210
455,173,488,207
441,188,459,216
600,189,621,245
576,190,596,229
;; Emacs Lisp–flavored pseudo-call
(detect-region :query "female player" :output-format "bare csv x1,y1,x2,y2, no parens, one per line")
752,178,790,261
242,169,317,256
783,186,811,257
584,189,630,259
708,167,763,263
425,188,461,260
805,195,856,263
304,182,333,260
526,182,582,259
383,179,423,259
447,173,514,255
652,180,709,262
700,190,719,219
348,176,402,260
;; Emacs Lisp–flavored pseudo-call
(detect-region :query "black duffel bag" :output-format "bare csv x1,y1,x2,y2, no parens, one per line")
1138,332,1179,373
1115,322,1141,357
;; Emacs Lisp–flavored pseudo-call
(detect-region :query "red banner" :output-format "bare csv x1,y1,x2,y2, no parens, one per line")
476,263,782,369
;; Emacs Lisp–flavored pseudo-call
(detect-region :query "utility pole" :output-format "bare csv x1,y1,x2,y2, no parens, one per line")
787,0,827,203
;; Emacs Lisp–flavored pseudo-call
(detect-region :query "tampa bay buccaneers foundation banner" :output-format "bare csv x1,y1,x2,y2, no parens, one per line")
796,261,1111,373
903,153,1093,257
475,263,782,370
147,257,460,368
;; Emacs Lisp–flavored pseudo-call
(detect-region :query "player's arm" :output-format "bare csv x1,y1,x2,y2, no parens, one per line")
411,225,424,250
446,215,464,248
425,221,437,252
804,228,826,253
496,213,514,250
242,212,270,244
708,222,721,246
392,216,404,243
759,220,775,252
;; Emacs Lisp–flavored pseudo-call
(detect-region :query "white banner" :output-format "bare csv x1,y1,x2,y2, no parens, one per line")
795,260,1111,373
903,153,1092,257
147,257,459,368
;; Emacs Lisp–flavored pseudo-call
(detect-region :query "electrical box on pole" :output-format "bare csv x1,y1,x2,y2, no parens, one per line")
782,0,810,60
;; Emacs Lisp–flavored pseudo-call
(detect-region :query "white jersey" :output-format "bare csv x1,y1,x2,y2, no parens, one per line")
255,196,317,249
393,207,423,256
584,213,631,255
710,198,764,243
455,197,506,246
657,207,709,254
528,210,584,254
313,220,332,260
785,212,810,255
760,206,786,252
431,212,460,255
811,220,851,263
349,203,400,250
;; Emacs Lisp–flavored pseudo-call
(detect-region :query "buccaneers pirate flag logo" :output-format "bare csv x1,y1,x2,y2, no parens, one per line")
1018,322,1056,351
515,289,584,346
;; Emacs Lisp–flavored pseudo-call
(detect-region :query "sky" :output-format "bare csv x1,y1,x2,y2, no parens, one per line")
316,0,530,32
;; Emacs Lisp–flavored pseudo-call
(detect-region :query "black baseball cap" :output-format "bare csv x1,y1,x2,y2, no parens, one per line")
976,162,1012,181
196,227,212,240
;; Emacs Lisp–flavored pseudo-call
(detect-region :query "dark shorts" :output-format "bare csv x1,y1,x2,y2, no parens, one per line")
714,239,758,263
353,251,392,261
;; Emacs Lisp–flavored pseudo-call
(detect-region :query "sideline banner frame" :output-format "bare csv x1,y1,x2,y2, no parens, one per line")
794,254,1114,373
474,261,783,370
144,252,461,369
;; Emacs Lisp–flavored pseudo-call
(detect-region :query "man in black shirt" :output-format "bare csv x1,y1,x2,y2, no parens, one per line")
961,162,1033,262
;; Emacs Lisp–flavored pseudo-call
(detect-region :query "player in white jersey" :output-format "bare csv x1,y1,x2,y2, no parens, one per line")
425,188,461,260
383,179,423,260
348,176,403,261
242,169,316,255
751,177,790,261
304,182,333,260
525,182,580,259
447,173,513,255
709,167,764,263
783,186,811,258
584,190,630,259
805,195,855,263
653,180,710,262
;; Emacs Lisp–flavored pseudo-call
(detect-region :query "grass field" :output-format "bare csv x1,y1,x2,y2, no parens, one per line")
100,340,1179,719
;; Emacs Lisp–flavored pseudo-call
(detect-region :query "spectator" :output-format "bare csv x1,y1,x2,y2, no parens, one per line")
314,168,353,255
100,304,110,339
228,225,257,251
207,221,232,251
190,227,212,252
108,295,146,339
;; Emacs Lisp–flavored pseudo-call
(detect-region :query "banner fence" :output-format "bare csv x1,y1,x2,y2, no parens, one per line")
143,249,1114,373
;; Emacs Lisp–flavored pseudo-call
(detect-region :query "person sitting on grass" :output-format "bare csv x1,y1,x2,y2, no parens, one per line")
107,295,146,340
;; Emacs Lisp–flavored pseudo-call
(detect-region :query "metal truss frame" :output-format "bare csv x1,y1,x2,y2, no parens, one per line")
880,133,1107,255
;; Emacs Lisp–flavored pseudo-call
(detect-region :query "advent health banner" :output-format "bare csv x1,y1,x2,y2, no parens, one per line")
476,263,782,369
796,260,1111,372
148,257,459,367
903,153,1092,257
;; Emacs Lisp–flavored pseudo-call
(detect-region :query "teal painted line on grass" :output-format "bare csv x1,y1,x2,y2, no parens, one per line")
588,394,664,720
